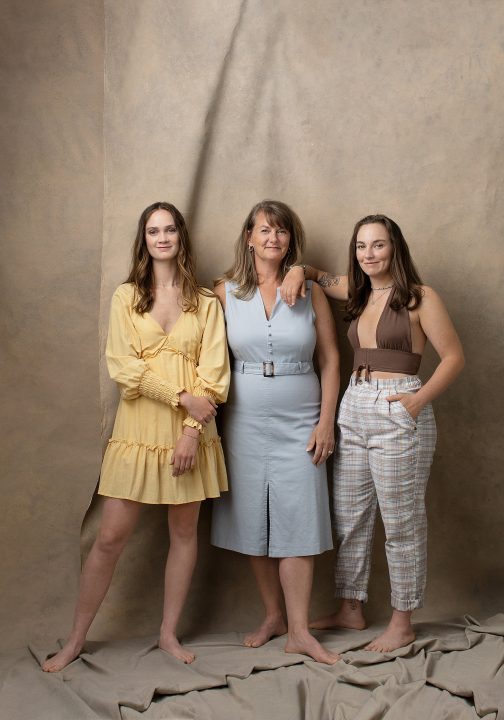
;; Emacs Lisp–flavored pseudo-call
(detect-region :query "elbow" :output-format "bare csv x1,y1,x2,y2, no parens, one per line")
318,350,340,375
443,351,465,379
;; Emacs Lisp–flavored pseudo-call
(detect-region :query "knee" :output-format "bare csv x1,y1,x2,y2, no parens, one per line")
169,520,198,544
95,528,129,557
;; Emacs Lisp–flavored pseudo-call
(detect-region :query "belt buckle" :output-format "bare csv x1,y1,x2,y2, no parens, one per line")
263,361,274,377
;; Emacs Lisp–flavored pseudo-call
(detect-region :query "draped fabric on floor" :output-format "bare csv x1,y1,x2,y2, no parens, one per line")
1,614,502,719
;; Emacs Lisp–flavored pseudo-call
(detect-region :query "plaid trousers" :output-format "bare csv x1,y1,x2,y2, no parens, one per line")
333,376,437,611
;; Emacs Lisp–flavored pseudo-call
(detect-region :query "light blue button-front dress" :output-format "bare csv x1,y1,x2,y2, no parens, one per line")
211,281,333,557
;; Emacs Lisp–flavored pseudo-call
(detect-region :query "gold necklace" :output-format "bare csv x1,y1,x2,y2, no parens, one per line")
370,285,394,305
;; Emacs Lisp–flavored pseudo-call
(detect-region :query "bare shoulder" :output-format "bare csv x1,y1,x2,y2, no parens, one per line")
419,284,439,299
417,285,447,311
310,281,328,305
213,280,226,308
311,281,335,324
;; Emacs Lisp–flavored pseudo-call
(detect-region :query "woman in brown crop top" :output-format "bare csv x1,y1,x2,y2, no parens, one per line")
281,214,464,654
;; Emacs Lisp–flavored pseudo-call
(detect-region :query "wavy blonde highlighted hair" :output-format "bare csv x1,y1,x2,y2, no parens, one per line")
126,201,207,314
222,200,306,300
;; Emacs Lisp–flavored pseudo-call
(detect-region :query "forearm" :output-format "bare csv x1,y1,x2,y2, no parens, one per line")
415,354,465,408
306,265,348,300
318,360,340,427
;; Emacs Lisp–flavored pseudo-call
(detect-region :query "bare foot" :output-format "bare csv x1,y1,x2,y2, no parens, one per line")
159,634,195,664
41,640,82,672
310,600,366,631
365,626,415,652
285,629,341,665
244,614,287,648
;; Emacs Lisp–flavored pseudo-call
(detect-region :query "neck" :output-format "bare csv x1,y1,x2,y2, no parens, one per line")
369,274,393,291
254,258,283,286
152,259,179,288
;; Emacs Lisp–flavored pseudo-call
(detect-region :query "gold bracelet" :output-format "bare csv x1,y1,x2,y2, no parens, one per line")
182,431,199,441
286,263,307,276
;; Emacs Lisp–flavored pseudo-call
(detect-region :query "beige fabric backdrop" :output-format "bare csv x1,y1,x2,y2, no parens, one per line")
2,0,503,652
0,1,104,650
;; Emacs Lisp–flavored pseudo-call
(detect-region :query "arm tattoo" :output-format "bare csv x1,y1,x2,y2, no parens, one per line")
318,273,341,288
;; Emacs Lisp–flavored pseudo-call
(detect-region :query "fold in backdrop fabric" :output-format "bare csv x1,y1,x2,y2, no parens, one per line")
1,614,500,719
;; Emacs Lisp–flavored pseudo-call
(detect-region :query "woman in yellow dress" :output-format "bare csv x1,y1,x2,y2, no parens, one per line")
43,202,229,671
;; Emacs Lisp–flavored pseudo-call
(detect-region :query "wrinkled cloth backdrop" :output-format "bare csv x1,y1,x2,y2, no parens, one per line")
1,0,503,718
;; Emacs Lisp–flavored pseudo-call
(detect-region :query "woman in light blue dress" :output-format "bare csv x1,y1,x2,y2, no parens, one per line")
211,200,341,664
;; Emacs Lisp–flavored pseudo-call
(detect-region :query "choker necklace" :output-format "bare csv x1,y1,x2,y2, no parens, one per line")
370,284,394,305
371,284,394,291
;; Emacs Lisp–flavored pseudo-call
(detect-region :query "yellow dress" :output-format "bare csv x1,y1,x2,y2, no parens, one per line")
98,283,230,504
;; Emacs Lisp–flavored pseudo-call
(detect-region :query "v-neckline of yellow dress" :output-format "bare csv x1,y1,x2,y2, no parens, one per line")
146,310,184,336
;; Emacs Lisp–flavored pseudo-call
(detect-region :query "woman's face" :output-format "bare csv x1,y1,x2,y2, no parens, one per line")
355,223,393,279
145,209,180,262
248,210,291,265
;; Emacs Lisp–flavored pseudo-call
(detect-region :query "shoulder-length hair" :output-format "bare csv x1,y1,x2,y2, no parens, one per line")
126,201,201,314
222,200,306,300
346,214,423,320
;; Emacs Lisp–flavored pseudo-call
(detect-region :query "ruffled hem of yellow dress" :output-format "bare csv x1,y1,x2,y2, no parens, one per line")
98,437,228,505
106,437,221,452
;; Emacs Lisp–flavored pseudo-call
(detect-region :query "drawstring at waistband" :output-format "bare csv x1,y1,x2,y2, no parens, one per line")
356,364,371,382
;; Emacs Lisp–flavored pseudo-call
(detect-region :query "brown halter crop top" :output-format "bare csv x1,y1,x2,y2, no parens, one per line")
347,300,422,378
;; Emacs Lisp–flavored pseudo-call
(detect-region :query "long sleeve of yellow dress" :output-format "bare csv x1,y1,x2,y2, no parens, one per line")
183,297,230,431
106,288,184,407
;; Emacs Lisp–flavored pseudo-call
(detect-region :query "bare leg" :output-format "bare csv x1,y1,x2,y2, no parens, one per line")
42,498,142,672
310,598,366,631
159,501,200,664
244,556,287,647
281,556,340,664
365,609,415,652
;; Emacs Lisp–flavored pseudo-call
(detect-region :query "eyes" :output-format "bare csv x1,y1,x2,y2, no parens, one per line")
356,242,386,250
260,227,287,235
147,225,177,235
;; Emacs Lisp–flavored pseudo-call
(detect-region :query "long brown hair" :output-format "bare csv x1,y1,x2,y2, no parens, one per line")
126,201,201,314
222,200,306,300
346,214,423,320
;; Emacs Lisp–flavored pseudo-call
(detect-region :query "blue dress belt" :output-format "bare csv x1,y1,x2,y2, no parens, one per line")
233,360,314,377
